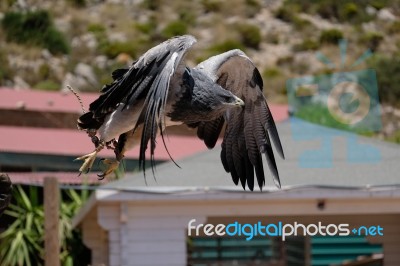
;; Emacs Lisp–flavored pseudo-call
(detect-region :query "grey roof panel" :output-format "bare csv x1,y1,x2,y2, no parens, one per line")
104,118,400,190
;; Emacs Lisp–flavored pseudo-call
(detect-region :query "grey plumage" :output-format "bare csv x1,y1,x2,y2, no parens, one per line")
77,35,284,191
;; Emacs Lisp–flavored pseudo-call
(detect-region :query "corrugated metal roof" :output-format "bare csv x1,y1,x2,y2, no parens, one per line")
8,172,107,185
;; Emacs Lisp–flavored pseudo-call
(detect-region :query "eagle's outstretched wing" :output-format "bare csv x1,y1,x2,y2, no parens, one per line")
195,50,284,190
78,35,197,171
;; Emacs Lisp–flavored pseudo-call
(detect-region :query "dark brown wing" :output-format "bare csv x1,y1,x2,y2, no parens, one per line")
195,50,284,190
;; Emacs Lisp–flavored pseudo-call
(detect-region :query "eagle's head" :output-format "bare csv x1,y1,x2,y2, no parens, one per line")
169,69,244,124
190,69,244,116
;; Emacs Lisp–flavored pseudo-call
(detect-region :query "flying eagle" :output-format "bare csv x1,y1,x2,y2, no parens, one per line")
76,35,284,191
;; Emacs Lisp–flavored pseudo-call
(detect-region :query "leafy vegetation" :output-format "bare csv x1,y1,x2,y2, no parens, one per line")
319,29,344,44
99,41,137,59
87,23,106,35
0,49,13,84
34,80,60,91
293,39,320,52
274,3,311,30
0,186,44,266
135,22,156,35
360,31,384,52
367,54,400,107
236,23,261,49
161,20,188,39
0,185,91,266
387,130,400,144
263,67,282,79
244,0,262,17
178,9,197,26
278,0,380,24
275,3,301,23
208,39,246,54
387,21,400,34
1,10,70,54
66,0,86,7
201,0,223,13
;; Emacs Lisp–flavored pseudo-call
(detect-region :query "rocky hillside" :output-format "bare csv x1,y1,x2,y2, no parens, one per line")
1,0,400,140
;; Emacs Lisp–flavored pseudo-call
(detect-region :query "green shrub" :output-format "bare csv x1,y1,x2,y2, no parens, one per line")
265,32,280,44
361,32,383,52
263,67,281,79
34,80,60,91
278,0,375,24
38,63,51,80
236,23,261,49
275,3,311,30
141,0,160,10
245,0,262,17
276,56,294,67
292,16,312,30
293,39,320,52
367,54,400,106
245,0,261,9
161,21,188,39
179,9,197,26
340,3,359,20
370,0,386,10
275,4,300,23
208,40,245,54
387,21,400,34
387,130,400,144
201,0,222,13
1,10,69,54
43,29,70,54
319,29,343,44
87,23,106,34
0,185,91,266
67,0,85,7
135,22,155,34
100,41,137,59
0,51,12,84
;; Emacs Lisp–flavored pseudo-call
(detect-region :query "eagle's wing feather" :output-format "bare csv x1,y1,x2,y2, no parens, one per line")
80,35,197,172
87,35,196,116
196,49,284,190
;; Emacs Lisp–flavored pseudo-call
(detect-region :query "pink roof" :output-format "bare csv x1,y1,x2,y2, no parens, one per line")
8,172,108,185
1,103,288,185
0,88,288,120
0,126,211,160
0,87,98,113
0,103,288,159
269,104,288,123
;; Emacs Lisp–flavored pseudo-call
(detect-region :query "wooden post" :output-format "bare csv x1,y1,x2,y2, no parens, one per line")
44,177,60,266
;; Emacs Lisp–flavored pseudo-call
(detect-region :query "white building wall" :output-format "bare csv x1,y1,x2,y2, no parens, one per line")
94,197,400,266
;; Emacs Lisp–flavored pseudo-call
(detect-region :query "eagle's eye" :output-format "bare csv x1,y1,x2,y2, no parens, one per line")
223,96,232,102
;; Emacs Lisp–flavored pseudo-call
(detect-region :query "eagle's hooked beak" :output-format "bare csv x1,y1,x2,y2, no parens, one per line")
234,96,245,107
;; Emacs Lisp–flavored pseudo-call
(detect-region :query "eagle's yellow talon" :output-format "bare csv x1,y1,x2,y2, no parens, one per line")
97,159,120,180
75,151,98,175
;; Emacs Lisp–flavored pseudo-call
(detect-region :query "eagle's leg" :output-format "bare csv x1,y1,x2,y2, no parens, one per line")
97,133,131,180
97,141,123,180
75,140,105,175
